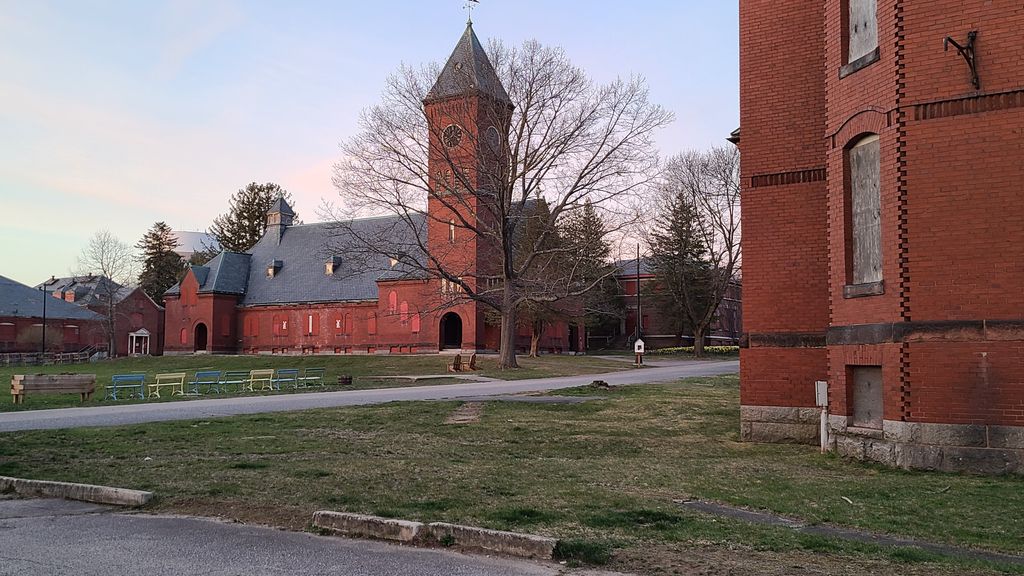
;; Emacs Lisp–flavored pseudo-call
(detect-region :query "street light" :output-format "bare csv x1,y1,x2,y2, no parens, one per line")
39,285,48,356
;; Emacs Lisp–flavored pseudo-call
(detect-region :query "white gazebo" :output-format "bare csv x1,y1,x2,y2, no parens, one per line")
128,328,151,356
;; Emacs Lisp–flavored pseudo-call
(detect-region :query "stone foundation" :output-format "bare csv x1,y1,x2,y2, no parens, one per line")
740,405,821,444
829,417,1024,475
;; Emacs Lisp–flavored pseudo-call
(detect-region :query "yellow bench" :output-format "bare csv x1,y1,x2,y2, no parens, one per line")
148,372,186,398
245,369,276,392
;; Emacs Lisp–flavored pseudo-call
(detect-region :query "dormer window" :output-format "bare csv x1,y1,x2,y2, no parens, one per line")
326,256,342,276
267,260,283,278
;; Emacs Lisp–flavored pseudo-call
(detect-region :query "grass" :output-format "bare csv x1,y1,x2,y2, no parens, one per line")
0,353,630,412
0,374,1021,575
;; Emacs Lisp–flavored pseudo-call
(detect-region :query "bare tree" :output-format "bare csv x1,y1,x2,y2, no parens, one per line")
331,31,672,368
77,230,137,355
652,146,741,356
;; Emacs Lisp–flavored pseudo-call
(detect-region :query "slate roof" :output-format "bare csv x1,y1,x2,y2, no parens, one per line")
615,257,654,277
268,197,295,216
165,253,249,296
1,275,102,321
241,215,427,306
37,275,129,306
426,22,510,104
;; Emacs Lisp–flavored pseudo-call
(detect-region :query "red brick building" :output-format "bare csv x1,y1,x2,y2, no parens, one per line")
0,275,105,354
163,24,579,356
739,1,1024,473
38,275,165,356
588,257,742,350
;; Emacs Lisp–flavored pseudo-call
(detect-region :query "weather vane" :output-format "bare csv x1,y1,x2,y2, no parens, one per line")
464,0,479,24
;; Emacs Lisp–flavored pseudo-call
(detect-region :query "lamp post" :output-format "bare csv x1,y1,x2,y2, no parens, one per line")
39,285,48,356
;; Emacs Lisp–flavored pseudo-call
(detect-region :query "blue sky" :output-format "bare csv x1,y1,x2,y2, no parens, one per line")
0,1,738,286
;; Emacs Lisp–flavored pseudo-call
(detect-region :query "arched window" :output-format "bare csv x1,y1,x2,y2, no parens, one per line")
846,134,882,291
179,328,188,345
411,314,421,334
367,313,377,335
400,301,409,323
388,291,397,313
448,220,456,243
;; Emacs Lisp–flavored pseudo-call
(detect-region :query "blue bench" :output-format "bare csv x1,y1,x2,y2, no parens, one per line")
105,374,145,400
217,370,250,394
188,370,222,395
274,368,300,390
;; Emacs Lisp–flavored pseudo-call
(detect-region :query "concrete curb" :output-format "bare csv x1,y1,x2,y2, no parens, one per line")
428,522,556,559
312,511,423,542
0,476,153,506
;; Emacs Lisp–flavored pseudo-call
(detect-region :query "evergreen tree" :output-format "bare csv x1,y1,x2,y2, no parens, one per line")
209,182,296,253
649,192,716,348
136,222,184,302
559,200,622,331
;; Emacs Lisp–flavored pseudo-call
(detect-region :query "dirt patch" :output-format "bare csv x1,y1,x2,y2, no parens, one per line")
611,543,1004,576
444,402,484,425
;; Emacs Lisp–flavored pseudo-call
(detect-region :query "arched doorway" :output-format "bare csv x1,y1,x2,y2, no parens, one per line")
439,313,462,350
194,323,208,353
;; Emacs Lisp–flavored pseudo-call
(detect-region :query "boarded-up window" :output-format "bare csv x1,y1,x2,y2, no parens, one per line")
849,134,882,285
64,325,79,343
388,291,397,313
367,313,377,335
848,0,877,62
307,313,320,336
400,301,409,323
411,314,420,334
180,328,188,345
345,313,353,334
851,366,883,429
0,322,14,341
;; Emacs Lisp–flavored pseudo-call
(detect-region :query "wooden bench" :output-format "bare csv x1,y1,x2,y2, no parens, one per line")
11,374,96,404
447,354,464,373
245,369,275,392
105,373,146,400
148,372,186,398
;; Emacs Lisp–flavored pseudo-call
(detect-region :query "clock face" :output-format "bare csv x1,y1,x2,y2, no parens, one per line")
442,124,463,148
485,126,501,150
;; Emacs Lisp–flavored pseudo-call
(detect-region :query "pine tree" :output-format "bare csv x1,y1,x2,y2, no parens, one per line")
136,222,184,302
649,192,716,349
209,182,296,253
559,200,622,330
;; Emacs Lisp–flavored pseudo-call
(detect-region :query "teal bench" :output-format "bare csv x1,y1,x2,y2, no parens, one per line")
274,368,300,390
188,370,222,395
105,374,145,400
298,367,326,387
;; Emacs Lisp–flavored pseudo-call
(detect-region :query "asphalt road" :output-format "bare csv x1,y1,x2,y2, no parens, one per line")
0,360,738,432
0,498,560,576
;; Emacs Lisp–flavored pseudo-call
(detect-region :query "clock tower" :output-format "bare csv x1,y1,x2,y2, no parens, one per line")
422,21,512,351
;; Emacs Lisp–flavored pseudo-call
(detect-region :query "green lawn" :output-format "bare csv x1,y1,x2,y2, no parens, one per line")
1,374,1020,575
0,354,631,412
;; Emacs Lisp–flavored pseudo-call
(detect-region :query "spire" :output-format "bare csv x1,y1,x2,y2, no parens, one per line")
425,22,510,105
267,196,295,219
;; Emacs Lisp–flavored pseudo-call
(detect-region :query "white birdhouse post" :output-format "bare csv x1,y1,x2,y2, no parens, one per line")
634,338,645,366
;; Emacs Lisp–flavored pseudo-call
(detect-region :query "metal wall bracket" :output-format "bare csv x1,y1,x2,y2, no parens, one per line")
944,31,980,90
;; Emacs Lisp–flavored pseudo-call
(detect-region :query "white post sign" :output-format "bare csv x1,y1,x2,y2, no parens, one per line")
634,338,645,365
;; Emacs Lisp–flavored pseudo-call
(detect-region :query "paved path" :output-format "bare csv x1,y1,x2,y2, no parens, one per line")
0,498,560,576
0,360,737,433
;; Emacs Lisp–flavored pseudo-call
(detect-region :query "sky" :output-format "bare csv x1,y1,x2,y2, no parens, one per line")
0,1,739,287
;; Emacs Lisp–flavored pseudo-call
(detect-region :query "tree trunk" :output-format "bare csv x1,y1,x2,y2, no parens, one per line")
692,323,707,357
529,322,543,358
498,286,519,369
